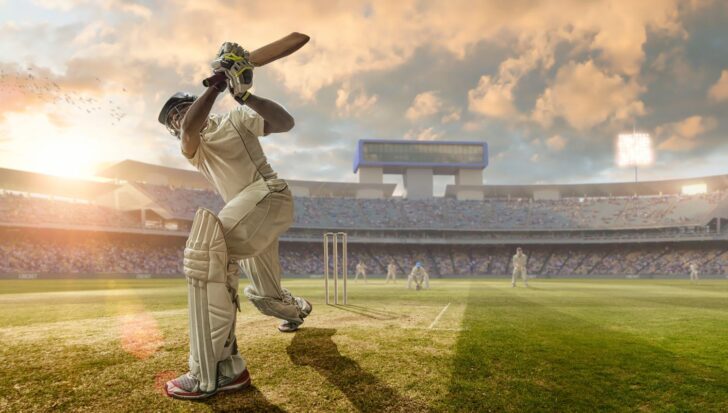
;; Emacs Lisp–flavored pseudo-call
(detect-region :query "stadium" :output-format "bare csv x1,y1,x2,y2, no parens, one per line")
3,1,728,411
2,141,728,410
2,140,727,280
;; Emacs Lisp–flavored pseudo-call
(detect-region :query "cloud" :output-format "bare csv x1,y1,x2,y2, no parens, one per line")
546,135,567,151
441,110,461,124
532,60,645,130
708,70,728,101
1,0,726,187
33,0,151,18
405,91,442,121
468,75,519,119
657,115,717,151
335,82,378,118
404,127,443,141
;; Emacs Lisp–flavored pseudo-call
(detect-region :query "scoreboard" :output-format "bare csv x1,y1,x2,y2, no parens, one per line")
354,139,488,174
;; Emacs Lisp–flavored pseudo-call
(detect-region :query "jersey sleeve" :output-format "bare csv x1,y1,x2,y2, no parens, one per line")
230,106,265,137
181,140,204,168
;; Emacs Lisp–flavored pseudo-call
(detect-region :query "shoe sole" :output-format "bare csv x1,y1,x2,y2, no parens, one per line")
165,371,251,400
164,385,217,400
219,371,251,392
278,324,300,333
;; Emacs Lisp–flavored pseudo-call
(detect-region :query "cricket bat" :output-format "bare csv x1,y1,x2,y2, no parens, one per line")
202,32,310,87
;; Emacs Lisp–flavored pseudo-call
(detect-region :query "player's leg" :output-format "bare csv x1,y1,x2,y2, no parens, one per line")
166,209,248,400
511,268,517,287
423,273,429,289
239,241,311,332
219,181,310,333
523,270,529,287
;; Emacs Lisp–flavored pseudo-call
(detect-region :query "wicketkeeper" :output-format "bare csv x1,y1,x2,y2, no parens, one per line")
512,247,528,287
158,42,311,400
408,261,429,290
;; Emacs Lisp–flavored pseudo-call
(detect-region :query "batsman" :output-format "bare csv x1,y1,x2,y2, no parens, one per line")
158,37,312,400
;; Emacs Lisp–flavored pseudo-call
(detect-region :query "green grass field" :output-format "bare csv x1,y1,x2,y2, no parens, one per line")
1,278,727,412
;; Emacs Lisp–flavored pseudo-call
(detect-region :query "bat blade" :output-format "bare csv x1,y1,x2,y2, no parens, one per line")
202,32,310,87
249,32,310,67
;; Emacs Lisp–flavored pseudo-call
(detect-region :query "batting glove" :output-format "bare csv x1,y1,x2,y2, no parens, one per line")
211,42,253,99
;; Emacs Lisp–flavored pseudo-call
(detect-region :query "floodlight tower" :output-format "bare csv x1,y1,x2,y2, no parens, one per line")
616,129,654,183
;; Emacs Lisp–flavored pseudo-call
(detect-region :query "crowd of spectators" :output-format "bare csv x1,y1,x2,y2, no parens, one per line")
284,243,728,277
1,232,726,277
0,193,141,228
294,191,727,230
134,184,223,220
2,188,726,231
0,233,182,274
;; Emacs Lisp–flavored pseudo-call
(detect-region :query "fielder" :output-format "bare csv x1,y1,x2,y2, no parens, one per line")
689,262,700,281
385,260,397,283
408,261,429,290
159,42,311,400
512,247,528,287
354,261,368,283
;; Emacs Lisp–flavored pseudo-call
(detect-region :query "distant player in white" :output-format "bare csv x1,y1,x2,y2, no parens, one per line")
355,261,368,283
408,261,429,290
385,261,397,283
689,262,700,281
512,247,528,287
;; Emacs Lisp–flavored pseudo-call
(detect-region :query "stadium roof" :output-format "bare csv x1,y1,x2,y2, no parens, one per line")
95,159,397,197
445,174,728,198
96,160,213,190
0,167,117,200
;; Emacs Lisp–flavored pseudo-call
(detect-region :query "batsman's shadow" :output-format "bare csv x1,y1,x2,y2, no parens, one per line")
330,304,400,320
287,328,431,412
205,385,286,413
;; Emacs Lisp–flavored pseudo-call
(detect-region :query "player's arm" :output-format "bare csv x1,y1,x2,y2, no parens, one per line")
244,94,295,135
180,87,221,156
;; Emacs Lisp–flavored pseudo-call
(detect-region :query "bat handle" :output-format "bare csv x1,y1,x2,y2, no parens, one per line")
202,72,227,87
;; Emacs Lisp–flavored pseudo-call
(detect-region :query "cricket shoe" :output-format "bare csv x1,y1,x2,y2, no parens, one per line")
164,369,250,400
278,298,312,333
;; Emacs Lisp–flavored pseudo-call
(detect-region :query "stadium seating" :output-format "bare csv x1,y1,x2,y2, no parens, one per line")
2,187,725,230
1,232,726,277
1,187,726,277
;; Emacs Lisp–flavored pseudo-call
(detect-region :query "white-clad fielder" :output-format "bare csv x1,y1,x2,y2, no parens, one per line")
354,261,368,283
408,261,429,290
512,247,528,287
159,42,311,400
689,262,700,281
385,261,397,283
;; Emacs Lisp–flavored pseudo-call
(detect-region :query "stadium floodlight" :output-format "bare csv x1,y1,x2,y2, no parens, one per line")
682,183,707,195
616,132,653,182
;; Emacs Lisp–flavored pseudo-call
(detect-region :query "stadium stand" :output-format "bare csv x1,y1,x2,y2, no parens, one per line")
1,231,725,277
3,187,726,230
1,164,728,278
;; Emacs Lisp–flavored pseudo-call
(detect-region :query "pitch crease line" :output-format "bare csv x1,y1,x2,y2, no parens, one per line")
428,302,451,329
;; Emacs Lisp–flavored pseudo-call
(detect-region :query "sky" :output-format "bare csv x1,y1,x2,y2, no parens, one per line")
0,0,727,193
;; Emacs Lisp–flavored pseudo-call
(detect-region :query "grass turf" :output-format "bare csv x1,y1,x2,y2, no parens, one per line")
0,278,726,412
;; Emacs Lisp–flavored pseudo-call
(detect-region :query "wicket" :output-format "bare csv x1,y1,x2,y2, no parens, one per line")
323,232,348,305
